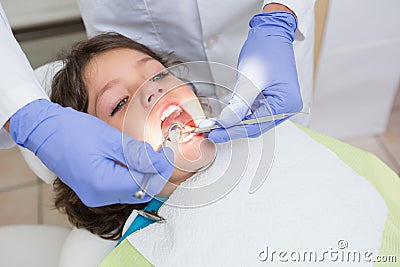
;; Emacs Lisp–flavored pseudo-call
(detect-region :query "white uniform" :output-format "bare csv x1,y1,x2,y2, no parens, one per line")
0,0,315,150
0,5,48,148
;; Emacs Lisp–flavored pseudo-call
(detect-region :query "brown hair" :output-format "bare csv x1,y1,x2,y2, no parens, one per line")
50,32,181,240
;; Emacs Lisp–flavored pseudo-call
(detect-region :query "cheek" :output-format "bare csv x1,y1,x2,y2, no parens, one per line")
181,87,197,98
122,101,163,150
143,116,163,149
122,104,146,140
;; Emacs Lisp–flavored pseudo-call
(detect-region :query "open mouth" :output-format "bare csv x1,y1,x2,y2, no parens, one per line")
160,104,198,143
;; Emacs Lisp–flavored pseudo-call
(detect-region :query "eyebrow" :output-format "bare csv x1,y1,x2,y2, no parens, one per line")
94,79,120,115
137,56,154,65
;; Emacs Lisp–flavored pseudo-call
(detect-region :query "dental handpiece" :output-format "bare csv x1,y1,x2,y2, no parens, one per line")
184,111,307,134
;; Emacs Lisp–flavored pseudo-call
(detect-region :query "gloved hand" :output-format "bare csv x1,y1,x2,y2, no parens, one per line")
9,99,174,207
208,12,303,143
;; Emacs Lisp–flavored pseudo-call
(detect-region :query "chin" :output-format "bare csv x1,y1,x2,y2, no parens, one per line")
168,134,216,174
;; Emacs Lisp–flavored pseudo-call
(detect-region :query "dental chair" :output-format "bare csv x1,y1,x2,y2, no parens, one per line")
0,225,114,267
0,2,329,266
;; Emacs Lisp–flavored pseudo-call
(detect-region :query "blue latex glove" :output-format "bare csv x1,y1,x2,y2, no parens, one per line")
9,99,174,207
208,12,303,143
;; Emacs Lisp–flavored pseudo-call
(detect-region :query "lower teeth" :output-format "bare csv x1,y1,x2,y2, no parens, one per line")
179,125,196,143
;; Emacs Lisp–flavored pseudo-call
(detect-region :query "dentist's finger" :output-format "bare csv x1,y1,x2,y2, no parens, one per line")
207,120,276,143
123,140,174,174
217,97,250,128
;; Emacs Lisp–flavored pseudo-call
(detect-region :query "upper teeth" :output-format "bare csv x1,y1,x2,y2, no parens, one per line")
161,105,182,121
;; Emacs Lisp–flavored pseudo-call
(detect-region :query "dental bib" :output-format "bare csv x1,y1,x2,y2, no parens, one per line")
123,121,391,266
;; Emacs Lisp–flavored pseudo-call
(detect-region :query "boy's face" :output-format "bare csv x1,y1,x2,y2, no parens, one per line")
83,48,215,181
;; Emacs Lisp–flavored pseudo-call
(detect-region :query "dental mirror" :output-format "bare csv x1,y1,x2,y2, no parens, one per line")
168,123,183,143
157,123,183,151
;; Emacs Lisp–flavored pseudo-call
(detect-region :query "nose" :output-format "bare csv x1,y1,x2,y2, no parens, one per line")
140,82,165,108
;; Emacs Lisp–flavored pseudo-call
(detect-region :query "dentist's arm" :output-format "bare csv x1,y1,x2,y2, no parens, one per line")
4,120,10,132
207,3,305,142
0,4,173,206
263,3,295,15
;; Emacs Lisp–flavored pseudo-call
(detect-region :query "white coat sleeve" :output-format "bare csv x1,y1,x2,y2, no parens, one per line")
0,3,48,148
263,0,316,39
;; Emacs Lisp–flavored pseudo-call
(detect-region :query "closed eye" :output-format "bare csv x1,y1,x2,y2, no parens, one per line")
149,70,170,82
111,97,128,116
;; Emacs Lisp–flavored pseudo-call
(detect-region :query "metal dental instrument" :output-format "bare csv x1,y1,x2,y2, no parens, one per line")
135,173,152,199
182,111,308,134
136,209,166,223
167,124,183,143
135,123,182,199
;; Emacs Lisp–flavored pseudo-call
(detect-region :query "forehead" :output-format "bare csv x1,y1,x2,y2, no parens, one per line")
84,48,148,75
83,48,151,88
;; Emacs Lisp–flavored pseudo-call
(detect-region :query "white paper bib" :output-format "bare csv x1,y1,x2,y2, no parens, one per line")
128,122,387,266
